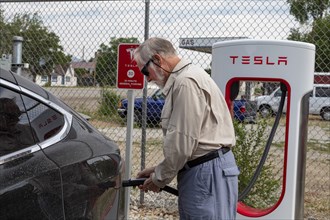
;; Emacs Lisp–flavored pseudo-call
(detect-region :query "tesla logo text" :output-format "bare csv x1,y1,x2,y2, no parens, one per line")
126,48,135,61
125,47,138,68
229,56,288,65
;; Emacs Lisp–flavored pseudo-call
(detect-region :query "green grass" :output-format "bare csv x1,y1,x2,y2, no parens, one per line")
271,140,329,154
308,139,330,153
272,142,285,148
261,114,329,128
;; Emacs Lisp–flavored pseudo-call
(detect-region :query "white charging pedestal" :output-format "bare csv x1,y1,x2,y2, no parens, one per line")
212,39,315,219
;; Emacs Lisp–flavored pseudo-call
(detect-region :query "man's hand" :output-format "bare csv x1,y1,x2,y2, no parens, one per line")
138,176,160,193
136,167,160,193
137,166,155,178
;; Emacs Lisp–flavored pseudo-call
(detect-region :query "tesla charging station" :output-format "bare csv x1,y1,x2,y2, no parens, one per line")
212,39,315,219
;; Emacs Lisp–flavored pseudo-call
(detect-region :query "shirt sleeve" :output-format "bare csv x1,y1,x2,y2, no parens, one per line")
152,80,206,188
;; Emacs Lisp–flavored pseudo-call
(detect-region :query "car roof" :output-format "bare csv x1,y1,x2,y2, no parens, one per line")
0,68,16,83
1,68,93,123
0,68,49,99
314,84,330,87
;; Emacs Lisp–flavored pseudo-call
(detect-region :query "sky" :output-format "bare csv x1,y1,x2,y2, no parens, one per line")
1,0,299,68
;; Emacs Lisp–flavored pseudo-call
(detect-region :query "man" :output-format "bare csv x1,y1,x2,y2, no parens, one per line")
0,98,35,156
134,37,239,219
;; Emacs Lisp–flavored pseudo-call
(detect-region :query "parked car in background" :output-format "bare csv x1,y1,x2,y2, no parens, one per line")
118,88,165,126
233,99,257,123
255,84,330,120
0,68,125,220
255,87,287,118
118,88,256,125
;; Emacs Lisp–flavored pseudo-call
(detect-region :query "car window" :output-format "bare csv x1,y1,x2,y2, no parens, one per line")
274,89,282,97
152,89,165,100
315,87,330,97
0,88,36,156
0,86,65,157
274,88,287,97
22,94,65,142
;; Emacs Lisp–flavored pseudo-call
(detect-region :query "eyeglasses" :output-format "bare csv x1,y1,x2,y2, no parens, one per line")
140,59,152,77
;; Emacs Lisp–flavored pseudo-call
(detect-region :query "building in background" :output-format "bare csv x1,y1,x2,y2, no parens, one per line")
35,64,77,87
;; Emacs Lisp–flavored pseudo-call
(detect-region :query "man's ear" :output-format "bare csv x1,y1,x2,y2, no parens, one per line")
152,54,162,65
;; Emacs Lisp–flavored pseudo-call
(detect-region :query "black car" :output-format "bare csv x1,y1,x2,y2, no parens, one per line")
0,68,125,220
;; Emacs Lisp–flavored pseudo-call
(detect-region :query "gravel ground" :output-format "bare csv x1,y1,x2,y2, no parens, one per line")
90,120,329,220
128,189,179,220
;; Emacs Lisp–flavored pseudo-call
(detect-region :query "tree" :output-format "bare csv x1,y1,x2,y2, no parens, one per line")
287,0,329,24
307,16,330,72
287,0,330,72
0,11,71,81
0,8,12,55
95,37,139,86
288,15,330,72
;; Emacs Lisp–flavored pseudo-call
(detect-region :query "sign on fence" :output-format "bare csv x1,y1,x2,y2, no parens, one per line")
117,43,144,90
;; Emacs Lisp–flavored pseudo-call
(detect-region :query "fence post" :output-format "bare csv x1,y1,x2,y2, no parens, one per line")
12,36,24,76
140,0,150,205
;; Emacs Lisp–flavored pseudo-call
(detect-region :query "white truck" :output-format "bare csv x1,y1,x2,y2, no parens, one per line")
255,84,330,121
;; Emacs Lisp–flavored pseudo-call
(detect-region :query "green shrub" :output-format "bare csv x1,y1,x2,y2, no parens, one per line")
254,87,263,95
43,81,51,87
232,119,280,209
97,89,121,117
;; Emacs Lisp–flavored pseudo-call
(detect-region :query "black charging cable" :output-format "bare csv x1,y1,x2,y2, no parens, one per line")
238,83,287,201
122,178,179,196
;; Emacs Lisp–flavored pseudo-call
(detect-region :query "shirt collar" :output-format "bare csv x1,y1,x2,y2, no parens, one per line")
162,58,191,96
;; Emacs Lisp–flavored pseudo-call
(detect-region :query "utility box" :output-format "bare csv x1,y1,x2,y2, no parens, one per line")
0,54,12,71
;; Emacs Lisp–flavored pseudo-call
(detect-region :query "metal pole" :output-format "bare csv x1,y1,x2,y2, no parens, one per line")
294,92,310,219
140,0,150,205
124,90,135,218
12,36,24,75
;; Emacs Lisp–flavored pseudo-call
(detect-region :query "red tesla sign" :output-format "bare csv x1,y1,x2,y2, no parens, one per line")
117,43,145,89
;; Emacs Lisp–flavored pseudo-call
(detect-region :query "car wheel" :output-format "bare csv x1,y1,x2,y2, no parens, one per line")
320,107,330,121
134,110,142,126
259,105,273,118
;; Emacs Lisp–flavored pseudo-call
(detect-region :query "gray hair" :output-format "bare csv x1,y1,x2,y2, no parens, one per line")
134,37,177,65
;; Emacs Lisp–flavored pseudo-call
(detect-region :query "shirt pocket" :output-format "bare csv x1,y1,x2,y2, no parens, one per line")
161,103,171,130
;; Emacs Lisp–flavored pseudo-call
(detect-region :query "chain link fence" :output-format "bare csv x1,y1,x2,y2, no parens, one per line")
1,0,329,219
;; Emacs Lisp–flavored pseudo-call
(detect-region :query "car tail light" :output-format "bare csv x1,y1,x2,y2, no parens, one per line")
118,101,122,108
240,106,246,113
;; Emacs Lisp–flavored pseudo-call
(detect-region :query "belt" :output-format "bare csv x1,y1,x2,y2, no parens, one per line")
178,147,231,174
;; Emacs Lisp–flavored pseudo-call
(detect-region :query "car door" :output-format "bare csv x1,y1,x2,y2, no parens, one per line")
35,89,124,219
40,112,124,220
309,87,317,114
272,88,288,113
309,85,330,116
147,89,165,122
0,85,64,219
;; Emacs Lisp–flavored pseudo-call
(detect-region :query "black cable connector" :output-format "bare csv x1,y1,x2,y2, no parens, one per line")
122,178,179,196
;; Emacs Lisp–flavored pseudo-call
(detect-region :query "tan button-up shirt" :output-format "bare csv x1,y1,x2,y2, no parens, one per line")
151,58,236,188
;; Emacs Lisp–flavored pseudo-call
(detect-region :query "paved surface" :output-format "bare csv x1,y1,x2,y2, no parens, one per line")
45,87,158,111
99,124,329,145
45,87,329,144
